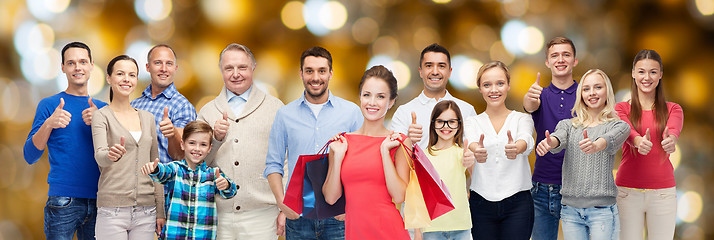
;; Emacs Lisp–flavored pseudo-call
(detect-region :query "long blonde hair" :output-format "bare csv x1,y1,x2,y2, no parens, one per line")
570,69,618,127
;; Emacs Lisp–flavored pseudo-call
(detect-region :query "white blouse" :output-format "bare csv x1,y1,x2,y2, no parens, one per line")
464,110,534,201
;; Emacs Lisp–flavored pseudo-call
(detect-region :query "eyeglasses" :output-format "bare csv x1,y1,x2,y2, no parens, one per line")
433,119,460,129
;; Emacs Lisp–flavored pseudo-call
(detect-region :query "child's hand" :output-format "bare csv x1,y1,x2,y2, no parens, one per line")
636,128,652,155
108,136,127,161
471,134,487,163
462,140,475,168
408,112,423,143
141,158,160,175
536,130,554,156
215,168,229,191
661,128,677,154
504,130,518,159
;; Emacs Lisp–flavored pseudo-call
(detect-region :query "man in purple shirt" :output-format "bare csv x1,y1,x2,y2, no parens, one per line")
523,36,579,240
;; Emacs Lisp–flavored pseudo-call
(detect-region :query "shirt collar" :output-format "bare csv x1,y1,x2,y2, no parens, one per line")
142,83,178,100
226,86,252,102
299,91,335,108
177,159,209,171
417,90,454,105
546,80,578,94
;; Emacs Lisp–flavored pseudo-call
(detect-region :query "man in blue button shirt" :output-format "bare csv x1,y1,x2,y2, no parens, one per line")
264,46,362,239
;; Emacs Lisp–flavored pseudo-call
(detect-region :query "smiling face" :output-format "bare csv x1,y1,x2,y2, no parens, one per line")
181,131,212,169
300,56,332,103
146,46,177,91
433,108,459,143
359,77,395,121
632,58,662,96
580,73,608,111
545,43,578,79
221,50,254,95
62,47,94,87
478,67,510,107
419,51,452,96
106,60,138,99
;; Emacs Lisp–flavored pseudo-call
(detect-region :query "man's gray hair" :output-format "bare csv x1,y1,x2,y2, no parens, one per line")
219,43,256,69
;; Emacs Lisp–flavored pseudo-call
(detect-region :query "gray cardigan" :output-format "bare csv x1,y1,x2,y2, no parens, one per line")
550,119,629,208
91,106,165,219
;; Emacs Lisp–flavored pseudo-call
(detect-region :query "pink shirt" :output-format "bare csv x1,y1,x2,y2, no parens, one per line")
615,101,683,189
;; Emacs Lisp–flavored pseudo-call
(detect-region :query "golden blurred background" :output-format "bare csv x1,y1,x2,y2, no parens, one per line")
0,0,713,239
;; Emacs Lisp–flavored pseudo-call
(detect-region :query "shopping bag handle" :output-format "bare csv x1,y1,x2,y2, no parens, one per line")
395,134,417,170
317,132,346,155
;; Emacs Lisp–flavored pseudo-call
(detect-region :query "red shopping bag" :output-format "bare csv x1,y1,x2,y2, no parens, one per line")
399,141,455,220
283,133,346,219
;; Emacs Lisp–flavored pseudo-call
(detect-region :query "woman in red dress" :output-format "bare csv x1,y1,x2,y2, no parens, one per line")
323,65,411,240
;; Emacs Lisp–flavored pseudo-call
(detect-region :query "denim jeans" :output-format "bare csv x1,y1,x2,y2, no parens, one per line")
530,181,562,240
44,196,97,240
422,229,471,240
470,190,533,240
561,204,619,240
285,216,345,240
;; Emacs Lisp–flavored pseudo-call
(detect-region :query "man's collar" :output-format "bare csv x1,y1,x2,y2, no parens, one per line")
546,80,578,94
227,86,253,101
300,91,334,107
142,83,177,99
417,90,452,104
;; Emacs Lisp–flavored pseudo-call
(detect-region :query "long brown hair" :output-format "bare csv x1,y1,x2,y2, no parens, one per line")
629,49,669,136
427,100,464,155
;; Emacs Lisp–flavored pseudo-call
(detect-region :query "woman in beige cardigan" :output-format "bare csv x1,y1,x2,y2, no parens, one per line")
91,55,165,239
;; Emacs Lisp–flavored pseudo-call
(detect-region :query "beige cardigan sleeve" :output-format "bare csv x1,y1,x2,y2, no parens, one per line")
91,108,114,167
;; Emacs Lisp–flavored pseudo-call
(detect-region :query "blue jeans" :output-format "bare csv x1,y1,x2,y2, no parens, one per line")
44,196,97,240
422,229,471,240
470,190,533,240
531,181,562,240
285,216,345,240
561,204,619,240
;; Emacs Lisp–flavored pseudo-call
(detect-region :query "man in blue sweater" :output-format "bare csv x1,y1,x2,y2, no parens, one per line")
23,41,107,240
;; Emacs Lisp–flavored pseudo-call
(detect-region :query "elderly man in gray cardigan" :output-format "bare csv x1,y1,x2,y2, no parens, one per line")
198,43,284,240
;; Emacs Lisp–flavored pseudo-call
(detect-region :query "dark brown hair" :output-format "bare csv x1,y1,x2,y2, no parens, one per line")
106,55,138,101
545,36,576,58
300,46,332,70
359,65,398,100
182,121,214,142
419,43,451,67
629,49,668,137
427,100,464,155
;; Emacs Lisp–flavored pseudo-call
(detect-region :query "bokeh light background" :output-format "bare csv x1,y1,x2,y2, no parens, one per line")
0,0,713,239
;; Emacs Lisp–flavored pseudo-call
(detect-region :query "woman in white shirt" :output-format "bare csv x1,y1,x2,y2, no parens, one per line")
464,61,534,240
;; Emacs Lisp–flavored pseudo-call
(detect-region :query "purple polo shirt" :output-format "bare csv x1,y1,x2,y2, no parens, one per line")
531,80,578,184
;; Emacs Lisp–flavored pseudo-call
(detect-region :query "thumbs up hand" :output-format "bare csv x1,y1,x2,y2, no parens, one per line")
141,158,160,175
214,111,230,141
578,129,595,154
525,73,543,102
214,168,229,191
82,97,98,126
159,107,175,138
471,134,487,163
636,128,653,155
48,98,72,129
407,112,423,143
504,130,518,159
661,128,677,154
536,130,555,156
108,136,127,162
462,139,475,169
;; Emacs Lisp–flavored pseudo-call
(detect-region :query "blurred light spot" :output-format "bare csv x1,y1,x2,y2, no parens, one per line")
470,25,497,52
281,1,305,30
173,59,193,90
501,20,527,56
135,0,173,22
79,0,106,18
352,17,379,44
320,1,347,30
503,0,528,17
413,27,440,52
55,65,105,95
254,81,280,99
201,0,248,28
677,191,702,223
695,0,714,15
433,0,452,4
147,18,176,42
304,0,329,36
254,51,286,87
126,41,153,82
675,70,707,110
47,0,71,13
489,41,515,65
21,50,60,85
14,21,55,57
509,63,540,99
371,36,400,58
365,56,410,89
518,26,544,55
671,144,681,170
191,43,223,95
0,81,19,121
27,0,58,21
449,55,482,90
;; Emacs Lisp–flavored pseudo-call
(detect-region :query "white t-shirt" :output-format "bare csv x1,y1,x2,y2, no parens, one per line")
304,101,326,118
129,131,142,142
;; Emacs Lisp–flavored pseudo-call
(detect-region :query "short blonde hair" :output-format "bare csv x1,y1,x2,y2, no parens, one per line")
570,69,618,127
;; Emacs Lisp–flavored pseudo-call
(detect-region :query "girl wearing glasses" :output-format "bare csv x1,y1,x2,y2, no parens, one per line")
464,61,535,239
416,100,475,240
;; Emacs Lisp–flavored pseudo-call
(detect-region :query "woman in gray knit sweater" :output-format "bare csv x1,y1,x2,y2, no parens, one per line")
535,69,628,240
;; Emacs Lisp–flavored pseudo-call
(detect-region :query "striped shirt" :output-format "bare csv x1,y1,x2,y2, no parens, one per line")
150,160,237,240
131,83,197,163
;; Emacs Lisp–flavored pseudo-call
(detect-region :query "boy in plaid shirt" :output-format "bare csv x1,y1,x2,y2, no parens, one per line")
142,121,237,239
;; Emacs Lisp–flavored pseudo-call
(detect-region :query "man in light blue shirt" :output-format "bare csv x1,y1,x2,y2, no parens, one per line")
264,47,362,239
